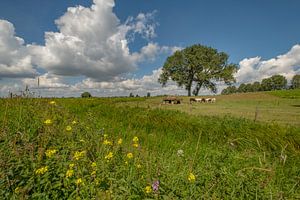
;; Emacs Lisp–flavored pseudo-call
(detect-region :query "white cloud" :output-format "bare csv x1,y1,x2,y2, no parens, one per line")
29,0,162,81
236,44,300,83
124,11,158,41
75,68,187,96
0,0,182,97
0,20,37,78
22,73,69,89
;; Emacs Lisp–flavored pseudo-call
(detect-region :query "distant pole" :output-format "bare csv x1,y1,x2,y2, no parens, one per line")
254,106,259,122
37,77,41,98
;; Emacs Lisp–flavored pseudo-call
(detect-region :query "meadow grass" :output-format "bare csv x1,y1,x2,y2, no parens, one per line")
0,94,299,199
117,90,300,126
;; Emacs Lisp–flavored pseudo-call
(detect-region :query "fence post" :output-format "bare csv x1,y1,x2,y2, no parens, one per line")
254,106,259,122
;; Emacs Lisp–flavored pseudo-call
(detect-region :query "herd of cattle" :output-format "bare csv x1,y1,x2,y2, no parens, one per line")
162,96,216,104
189,97,216,103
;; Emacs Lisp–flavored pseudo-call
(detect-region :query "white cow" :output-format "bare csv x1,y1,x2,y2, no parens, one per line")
205,98,216,103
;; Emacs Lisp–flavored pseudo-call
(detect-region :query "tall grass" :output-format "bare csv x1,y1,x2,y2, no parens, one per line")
0,98,299,199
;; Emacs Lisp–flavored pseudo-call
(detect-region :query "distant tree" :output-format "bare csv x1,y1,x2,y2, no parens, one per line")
252,81,261,92
147,92,151,97
221,86,237,95
270,75,287,90
261,75,287,91
291,74,300,89
221,88,228,95
129,93,134,97
244,83,254,92
81,92,92,98
136,94,139,97
159,44,237,96
261,78,273,91
228,85,237,94
238,83,247,93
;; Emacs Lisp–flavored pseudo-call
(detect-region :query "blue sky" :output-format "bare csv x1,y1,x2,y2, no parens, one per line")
0,0,299,97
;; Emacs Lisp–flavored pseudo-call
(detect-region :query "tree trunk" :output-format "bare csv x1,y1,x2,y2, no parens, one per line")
193,82,203,96
187,79,193,96
188,89,191,96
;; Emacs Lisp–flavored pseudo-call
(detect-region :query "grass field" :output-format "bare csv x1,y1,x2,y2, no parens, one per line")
117,89,300,127
0,90,299,199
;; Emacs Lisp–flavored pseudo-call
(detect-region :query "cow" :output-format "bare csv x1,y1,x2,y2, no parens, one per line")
205,98,216,103
190,97,206,103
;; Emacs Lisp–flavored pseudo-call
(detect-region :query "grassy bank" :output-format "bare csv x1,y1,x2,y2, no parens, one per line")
0,97,299,199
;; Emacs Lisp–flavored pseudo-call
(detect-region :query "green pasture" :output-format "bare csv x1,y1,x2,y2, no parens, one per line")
117,89,300,127
0,90,299,199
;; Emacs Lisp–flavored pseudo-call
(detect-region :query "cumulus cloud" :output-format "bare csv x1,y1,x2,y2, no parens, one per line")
0,20,37,78
236,44,300,83
29,0,163,81
0,0,183,97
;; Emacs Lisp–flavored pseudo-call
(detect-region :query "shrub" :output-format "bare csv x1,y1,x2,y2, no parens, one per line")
81,92,92,98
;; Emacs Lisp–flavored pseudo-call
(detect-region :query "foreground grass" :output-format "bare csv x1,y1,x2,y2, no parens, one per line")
0,97,299,199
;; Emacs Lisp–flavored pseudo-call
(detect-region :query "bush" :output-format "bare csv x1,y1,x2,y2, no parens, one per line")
81,92,92,98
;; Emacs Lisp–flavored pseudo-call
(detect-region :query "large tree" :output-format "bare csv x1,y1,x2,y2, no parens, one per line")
158,44,237,96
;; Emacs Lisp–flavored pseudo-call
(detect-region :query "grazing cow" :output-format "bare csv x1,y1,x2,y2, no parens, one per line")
163,96,181,104
205,98,211,103
189,98,196,103
205,98,216,103
190,98,206,103
191,97,216,103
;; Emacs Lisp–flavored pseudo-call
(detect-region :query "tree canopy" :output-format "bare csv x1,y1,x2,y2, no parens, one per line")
261,75,287,91
221,74,291,95
81,92,92,98
291,74,300,89
158,44,237,96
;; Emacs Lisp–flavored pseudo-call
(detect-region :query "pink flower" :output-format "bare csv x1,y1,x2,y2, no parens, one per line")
152,180,159,192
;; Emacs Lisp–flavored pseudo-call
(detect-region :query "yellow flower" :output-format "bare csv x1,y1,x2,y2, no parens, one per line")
133,143,139,148
133,136,139,143
145,186,152,194
44,119,52,125
14,187,20,194
45,149,57,158
136,164,142,169
105,152,113,160
188,172,196,182
117,138,123,145
69,163,75,168
91,162,97,168
66,125,72,131
73,151,86,160
125,161,128,165
76,178,83,185
35,166,48,175
49,101,56,105
103,139,112,146
127,152,133,159
91,170,96,176
72,120,77,125
66,169,74,178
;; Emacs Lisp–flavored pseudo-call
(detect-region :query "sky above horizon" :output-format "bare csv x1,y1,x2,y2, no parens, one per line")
0,0,299,97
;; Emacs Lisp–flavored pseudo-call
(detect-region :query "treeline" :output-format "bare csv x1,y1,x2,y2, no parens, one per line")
222,74,300,95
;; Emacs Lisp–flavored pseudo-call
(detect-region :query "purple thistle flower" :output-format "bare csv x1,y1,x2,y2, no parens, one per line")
152,180,159,192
